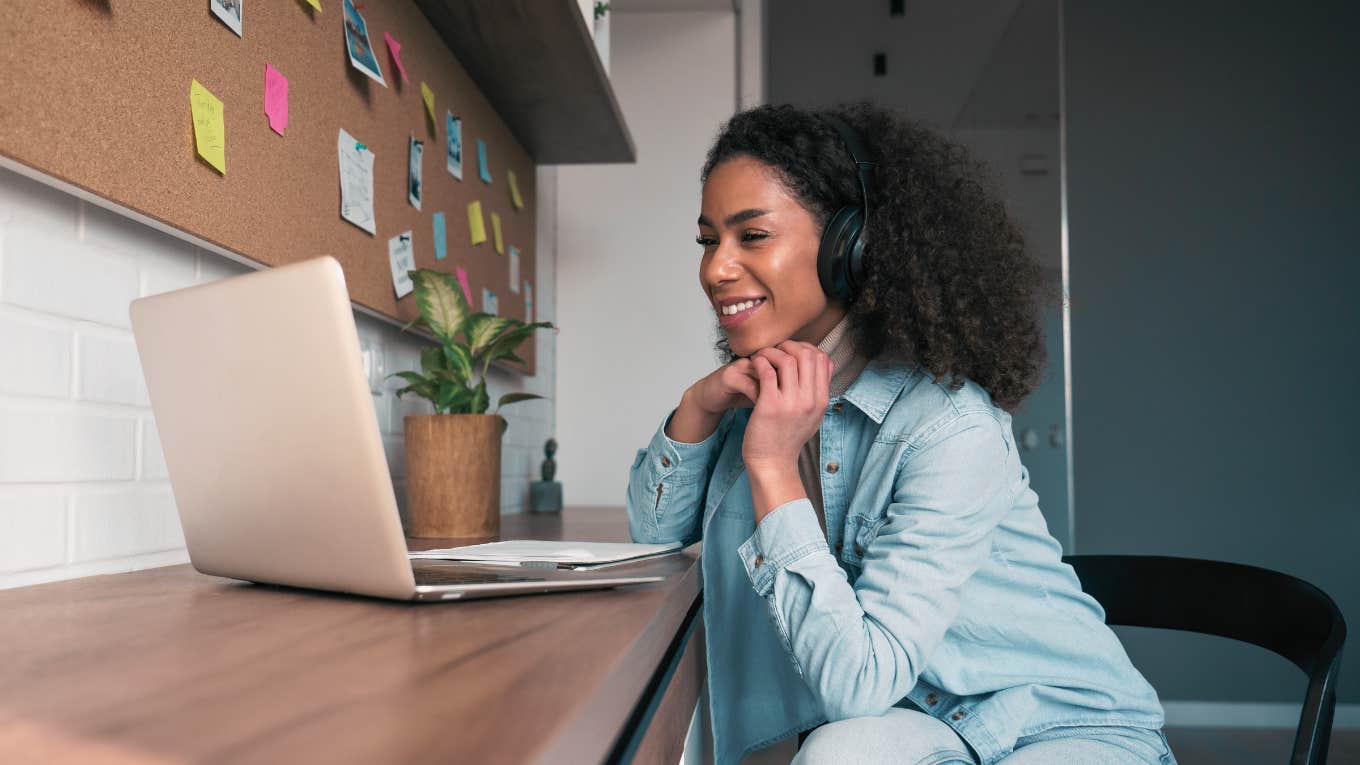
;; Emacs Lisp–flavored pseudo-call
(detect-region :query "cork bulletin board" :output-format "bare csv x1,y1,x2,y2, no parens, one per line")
0,0,538,373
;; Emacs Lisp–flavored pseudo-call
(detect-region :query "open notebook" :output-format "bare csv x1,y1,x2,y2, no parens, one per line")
407,540,684,570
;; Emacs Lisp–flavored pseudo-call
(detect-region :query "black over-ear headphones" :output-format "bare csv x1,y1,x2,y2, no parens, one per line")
816,114,876,302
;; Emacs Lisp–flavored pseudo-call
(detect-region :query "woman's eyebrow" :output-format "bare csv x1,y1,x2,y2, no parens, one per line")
697,208,771,228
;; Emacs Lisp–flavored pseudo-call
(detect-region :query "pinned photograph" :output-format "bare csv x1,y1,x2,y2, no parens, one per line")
446,111,463,180
408,134,424,211
210,0,243,37
388,231,415,299
482,287,498,316
342,0,386,87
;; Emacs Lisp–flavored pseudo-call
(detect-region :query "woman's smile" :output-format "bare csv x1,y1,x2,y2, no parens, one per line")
716,296,767,328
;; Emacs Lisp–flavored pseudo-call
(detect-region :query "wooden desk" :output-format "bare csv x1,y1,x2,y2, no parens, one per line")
0,506,705,765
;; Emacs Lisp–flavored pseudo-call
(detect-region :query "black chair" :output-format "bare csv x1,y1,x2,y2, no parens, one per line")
1063,555,1347,765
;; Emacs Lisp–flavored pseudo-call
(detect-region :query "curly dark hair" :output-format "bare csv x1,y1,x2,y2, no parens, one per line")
699,101,1049,413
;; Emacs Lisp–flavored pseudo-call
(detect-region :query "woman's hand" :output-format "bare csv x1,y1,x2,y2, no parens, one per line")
742,340,832,475
687,358,761,415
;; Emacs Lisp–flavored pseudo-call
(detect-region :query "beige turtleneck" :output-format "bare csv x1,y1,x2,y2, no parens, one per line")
799,313,871,535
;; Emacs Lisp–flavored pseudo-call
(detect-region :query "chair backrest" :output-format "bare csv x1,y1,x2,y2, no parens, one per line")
1063,555,1346,765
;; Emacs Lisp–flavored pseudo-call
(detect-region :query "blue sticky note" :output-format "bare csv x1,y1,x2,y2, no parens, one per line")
477,138,491,183
432,212,447,260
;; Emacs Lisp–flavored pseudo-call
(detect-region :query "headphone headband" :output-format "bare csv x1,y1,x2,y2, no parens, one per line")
821,114,875,220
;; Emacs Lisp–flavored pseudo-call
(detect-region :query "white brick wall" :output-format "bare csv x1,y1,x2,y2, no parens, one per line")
0,165,557,590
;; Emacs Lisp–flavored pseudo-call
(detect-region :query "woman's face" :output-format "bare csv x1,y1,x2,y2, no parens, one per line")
698,156,844,358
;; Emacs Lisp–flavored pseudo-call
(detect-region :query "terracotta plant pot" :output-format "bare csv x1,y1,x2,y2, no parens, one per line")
404,413,503,538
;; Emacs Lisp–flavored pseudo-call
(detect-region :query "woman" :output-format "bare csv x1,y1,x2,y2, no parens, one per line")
625,101,1175,765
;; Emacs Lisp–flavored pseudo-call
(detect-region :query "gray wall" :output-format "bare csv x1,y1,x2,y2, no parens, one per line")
1066,1,1359,703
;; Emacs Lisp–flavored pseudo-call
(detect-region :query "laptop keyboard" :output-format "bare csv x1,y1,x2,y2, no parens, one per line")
412,567,543,586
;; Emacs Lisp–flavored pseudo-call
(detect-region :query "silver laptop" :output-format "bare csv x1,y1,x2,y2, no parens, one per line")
129,255,663,601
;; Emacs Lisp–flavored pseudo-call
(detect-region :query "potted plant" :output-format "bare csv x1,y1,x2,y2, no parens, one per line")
389,268,554,538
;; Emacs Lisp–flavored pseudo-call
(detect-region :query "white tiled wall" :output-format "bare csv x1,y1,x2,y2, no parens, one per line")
0,165,558,590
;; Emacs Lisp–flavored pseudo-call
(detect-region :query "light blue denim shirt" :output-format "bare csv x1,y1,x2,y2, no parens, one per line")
626,357,1165,765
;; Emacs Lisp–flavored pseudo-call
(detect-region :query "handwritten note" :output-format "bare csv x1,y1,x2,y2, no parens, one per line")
337,128,376,234
455,267,473,305
509,246,520,291
467,200,486,245
420,82,436,124
507,170,524,210
264,64,288,135
432,212,447,260
189,79,226,174
388,231,415,299
490,211,503,254
384,32,409,84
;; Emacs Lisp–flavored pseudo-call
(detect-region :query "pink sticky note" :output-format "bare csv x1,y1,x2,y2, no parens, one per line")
384,32,409,84
455,267,473,305
264,64,288,135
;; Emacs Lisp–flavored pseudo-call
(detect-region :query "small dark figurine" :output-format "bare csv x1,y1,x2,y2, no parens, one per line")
540,438,557,481
529,437,563,513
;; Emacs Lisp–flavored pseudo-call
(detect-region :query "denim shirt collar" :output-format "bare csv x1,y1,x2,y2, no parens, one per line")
841,356,916,424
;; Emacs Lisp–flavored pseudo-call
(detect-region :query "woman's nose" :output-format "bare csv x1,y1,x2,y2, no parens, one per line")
702,237,743,286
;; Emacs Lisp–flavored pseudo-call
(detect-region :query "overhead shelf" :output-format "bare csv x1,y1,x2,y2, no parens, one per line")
415,0,637,165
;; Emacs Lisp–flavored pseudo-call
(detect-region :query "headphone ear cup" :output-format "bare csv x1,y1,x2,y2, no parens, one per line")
818,206,865,301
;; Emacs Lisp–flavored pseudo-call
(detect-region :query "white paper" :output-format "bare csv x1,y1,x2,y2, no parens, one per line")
388,231,415,298
210,0,243,37
524,281,533,322
337,128,376,234
482,287,498,316
508,246,520,292
407,135,423,211
409,539,682,564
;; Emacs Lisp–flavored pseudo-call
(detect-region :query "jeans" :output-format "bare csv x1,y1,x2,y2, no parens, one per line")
790,708,1177,765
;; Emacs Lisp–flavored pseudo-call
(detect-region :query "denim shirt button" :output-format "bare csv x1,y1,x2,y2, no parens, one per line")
831,402,844,413
826,461,839,474
835,541,843,554
925,694,938,706
754,554,764,568
853,543,864,556
951,710,965,721
660,456,671,468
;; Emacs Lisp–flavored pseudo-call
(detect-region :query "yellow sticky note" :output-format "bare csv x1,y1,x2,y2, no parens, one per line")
491,211,503,254
507,170,524,210
302,0,320,10
467,200,487,245
421,82,436,123
189,79,226,174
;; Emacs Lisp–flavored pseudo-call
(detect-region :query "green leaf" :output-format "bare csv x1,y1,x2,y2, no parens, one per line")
483,323,535,361
470,378,489,414
442,343,474,383
465,313,518,356
390,370,431,387
412,269,468,342
495,392,543,412
420,346,446,376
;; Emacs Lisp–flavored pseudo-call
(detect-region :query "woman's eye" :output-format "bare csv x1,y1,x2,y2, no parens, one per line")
696,235,715,247
695,232,767,247
743,232,768,242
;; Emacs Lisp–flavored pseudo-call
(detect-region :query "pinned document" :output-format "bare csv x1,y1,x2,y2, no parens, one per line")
337,128,376,234
432,212,447,260
421,82,436,124
467,200,486,245
477,138,491,183
445,112,463,180
482,287,498,316
507,170,524,210
189,79,226,174
264,64,288,135
455,266,473,305
388,231,415,299
509,246,520,291
384,32,409,84
524,281,533,322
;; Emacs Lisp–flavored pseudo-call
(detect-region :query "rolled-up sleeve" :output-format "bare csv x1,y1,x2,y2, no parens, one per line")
626,406,732,546
739,410,1014,720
